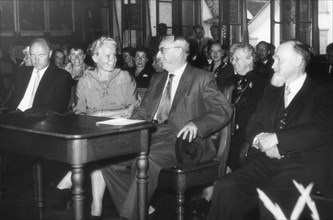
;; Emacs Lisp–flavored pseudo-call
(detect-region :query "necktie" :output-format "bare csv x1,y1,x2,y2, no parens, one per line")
28,70,41,108
284,84,290,108
156,74,175,123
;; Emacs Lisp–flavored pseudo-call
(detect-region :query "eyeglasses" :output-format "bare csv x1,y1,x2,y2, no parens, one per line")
158,47,180,54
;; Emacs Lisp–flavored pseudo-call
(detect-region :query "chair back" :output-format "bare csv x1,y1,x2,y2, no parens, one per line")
0,73,15,108
215,85,234,178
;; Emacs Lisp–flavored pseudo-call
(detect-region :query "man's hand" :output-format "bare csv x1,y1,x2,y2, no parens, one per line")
264,145,282,159
177,122,198,142
257,133,279,152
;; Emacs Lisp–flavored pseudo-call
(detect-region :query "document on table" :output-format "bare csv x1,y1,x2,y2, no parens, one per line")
96,118,145,126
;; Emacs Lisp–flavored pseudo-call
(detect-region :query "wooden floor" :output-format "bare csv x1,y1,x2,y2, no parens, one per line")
0,155,127,220
2,154,331,220
0,154,205,220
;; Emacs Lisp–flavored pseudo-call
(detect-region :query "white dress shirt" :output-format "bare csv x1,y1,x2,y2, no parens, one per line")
17,66,48,111
153,63,187,119
284,74,307,107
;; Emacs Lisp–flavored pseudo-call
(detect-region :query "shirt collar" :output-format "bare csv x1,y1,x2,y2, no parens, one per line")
169,62,187,80
286,73,307,95
33,65,49,78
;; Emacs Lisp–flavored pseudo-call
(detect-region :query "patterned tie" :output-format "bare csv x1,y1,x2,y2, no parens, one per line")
284,84,290,108
156,74,175,123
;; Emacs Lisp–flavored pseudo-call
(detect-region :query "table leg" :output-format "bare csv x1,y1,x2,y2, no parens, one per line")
33,163,44,219
137,151,148,220
71,164,84,220
0,155,2,200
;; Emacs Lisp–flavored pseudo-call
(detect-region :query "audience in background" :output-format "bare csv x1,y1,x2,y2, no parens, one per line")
19,46,33,68
188,25,212,52
2,46,21,74
121,46,136,75
63,42,88,110
308,42,333,82
228,43,270,170
202,44,212,65
51,49,66,68
256,41,275,79
0,49,14,75
60,44,70,65
210,24,220,43
205,42,234,90
133,46,154,89
326,43,333,79
148,23,168,56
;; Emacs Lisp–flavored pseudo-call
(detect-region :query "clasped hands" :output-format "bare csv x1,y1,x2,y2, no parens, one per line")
252,132,282,159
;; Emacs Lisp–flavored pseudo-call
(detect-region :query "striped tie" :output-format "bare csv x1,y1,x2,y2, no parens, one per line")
155,74,174,123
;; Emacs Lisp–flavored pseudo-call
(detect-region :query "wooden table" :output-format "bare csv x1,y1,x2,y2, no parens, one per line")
0,113,154,220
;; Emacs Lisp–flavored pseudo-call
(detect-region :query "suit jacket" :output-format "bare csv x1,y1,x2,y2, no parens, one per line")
132,63,233,162
246,76,333,197
9,64,72,113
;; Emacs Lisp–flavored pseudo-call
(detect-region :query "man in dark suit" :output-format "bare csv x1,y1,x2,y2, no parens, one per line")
9,38,72,114
207,40,333,219
256,41,275,80
99,35,233,220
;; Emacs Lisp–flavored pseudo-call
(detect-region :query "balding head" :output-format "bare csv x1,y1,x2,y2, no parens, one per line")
30,38,52,70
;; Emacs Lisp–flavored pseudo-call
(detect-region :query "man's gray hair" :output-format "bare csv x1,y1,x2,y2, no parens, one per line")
164,35,190,54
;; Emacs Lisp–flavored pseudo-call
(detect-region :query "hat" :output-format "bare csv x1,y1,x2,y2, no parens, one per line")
175,134,203,167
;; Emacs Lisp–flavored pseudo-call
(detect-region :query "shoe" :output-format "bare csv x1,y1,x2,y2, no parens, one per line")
89,216,102,220
191,198,211,216
148,205,157,220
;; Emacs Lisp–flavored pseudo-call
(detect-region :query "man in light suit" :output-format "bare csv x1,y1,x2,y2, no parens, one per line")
99,35,233,220
207,40,333,219
9,38,72,114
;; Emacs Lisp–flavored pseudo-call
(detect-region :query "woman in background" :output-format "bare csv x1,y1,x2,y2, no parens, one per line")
63,42,88,110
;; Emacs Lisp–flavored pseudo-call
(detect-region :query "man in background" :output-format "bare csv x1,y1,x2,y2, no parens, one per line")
188,25,212,52
148,23,168,56
256,41,275,79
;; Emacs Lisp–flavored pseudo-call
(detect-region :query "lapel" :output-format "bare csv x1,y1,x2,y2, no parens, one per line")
150,71,168,118
22,67,34,92
267,85,284,128
170,64,192,112
285,76,312,123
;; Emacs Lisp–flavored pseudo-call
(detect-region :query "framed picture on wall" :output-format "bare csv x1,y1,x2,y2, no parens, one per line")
49,0,74,32
18,0,45,31
0,0,15,32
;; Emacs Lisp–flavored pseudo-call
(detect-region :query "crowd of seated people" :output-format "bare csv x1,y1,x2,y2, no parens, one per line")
1,24,332,220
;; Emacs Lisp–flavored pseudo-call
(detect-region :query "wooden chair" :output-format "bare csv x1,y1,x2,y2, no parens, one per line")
158,85,234,220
